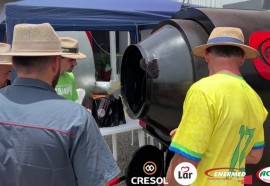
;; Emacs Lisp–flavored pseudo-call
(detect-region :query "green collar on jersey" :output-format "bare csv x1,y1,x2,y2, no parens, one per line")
217,72,244,80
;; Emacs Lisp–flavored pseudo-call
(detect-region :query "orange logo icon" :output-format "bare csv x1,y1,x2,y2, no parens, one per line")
143,161,157,175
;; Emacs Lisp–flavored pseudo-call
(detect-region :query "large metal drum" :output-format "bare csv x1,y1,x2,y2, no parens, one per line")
121,7,270,186
121,19,208,134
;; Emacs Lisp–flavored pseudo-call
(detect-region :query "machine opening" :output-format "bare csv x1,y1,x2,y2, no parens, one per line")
121,45,147,119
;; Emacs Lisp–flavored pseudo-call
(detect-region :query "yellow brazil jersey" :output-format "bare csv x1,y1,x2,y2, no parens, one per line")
169,73,267,186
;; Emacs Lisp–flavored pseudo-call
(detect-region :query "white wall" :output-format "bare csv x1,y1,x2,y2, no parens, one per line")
172,0,249,8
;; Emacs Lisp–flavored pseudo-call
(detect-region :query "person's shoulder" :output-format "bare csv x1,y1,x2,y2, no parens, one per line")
58,72,75,82
190,74,223,94
60,72,74,77
57,98,84,110
45,99,93,133
67,72,75,78
192,75,214,87
194,73,232,86
53,99,91,121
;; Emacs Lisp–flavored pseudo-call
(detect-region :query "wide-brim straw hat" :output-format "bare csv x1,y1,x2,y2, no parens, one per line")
0,43,12,65
192,27,259,60
60,37,86,59
0,23,70,56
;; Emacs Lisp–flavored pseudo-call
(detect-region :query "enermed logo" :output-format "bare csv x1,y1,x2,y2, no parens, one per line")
174,162,197,185
256,167,270,183
204,167,251,184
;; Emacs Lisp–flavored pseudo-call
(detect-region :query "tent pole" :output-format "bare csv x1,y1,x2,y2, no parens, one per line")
109,31,117,81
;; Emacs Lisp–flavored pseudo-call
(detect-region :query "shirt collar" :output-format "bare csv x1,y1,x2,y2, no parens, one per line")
217,72,244,80
12,78,56,93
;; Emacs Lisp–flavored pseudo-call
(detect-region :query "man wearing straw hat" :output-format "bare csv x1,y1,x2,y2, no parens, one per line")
0,23,119,186
55,37,86,102
0,43,12,88
166,27,267,185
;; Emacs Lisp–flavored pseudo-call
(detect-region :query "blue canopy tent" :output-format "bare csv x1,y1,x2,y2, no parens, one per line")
0,23,5,41
2,0,186,97
0,9,7,41
3,0,183,43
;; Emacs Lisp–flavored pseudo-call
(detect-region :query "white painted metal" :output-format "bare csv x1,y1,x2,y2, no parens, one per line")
172,0,249,8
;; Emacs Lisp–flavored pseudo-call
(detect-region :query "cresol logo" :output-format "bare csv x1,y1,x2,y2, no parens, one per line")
256,167,270,183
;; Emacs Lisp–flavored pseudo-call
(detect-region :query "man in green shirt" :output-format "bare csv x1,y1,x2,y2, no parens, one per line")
55,37,86,101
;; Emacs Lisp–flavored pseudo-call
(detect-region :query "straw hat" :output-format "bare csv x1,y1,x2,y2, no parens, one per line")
60,37,86,59
0,43,12,65
192,27,259,60
0,23,68,56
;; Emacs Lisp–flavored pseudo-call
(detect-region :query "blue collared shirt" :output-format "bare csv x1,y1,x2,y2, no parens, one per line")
0,78,120,186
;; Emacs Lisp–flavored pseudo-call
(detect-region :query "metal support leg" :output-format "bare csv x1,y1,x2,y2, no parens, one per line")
112,134,118,161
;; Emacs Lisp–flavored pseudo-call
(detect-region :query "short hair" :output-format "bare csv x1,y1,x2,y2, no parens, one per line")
206,45,244,58
12,56,55,74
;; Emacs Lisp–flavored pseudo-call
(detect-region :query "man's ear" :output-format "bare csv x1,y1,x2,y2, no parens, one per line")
205,51,210,63
51,56,61,73
240,54,245,66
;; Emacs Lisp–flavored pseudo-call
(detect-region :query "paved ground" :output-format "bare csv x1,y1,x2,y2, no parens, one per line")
104,128,164,186
103,130,142,186
101,111,170,186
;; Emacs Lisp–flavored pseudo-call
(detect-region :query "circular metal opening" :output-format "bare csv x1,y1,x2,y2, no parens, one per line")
121,45,147,119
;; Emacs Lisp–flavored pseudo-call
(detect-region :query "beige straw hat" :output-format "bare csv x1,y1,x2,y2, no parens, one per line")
192,27,259,60
0,23,68,56
0,43,12,65
60,37,86,59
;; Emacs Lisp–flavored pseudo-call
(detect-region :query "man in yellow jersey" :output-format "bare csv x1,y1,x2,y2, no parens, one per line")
166,27,268,186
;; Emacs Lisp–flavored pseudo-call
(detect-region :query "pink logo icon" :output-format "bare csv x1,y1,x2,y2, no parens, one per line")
181,166,190,173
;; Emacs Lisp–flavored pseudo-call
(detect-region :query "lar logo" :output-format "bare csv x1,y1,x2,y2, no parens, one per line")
143,161,157,176
174,162,197,185
256,167,270,183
